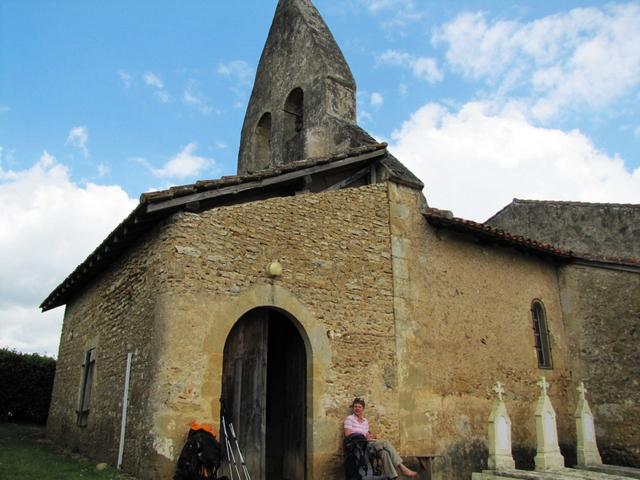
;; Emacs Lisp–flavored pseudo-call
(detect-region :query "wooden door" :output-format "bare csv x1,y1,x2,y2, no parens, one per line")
266,313,306,480
222,309,307,480
221,309,268,479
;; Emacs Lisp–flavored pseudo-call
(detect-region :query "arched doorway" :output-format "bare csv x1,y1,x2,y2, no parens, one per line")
221,307,307,480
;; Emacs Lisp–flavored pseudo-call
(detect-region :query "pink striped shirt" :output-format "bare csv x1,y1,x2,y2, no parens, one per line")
344,414,369,435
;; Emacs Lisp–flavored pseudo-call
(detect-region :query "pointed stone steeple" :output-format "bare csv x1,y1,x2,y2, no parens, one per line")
237,0,359,174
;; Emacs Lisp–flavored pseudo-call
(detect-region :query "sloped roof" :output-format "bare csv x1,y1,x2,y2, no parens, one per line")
487,198,640,222
41,143,420,311
142,141,422,207
487,198,640,260
425,208,640,271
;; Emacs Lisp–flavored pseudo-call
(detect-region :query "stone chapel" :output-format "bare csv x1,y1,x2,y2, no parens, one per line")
43,1,639,479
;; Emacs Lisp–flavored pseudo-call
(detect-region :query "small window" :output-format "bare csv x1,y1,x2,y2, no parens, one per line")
531,301,553,369
77,348,96,427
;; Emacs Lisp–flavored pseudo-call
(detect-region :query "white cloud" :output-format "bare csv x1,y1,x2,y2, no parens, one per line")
217,60,253,85
634,126,640,138
183,82,214,114
0,151,137,356
360,0,404,13
66,126,89,158
357,0,425,29
143,72,164,89
0,105,9,114
151,143,213,179
0,146,18,181
359,110,373,123
378,49,443,84
118,69,132,89
390,101,640,221
411,57,443,84
156,90,170,103
96,163,110,178
434,3,640,121
371,92,384,108
143,71,170,103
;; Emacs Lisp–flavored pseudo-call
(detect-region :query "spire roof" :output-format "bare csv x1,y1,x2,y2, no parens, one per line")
237,0,358,174
263,0,355,85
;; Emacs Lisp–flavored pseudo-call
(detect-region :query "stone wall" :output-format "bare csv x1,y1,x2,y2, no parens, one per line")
487,200,640,259
47,224,169,475
389,184,574,479
50,182,630,480
558,264,640,466
145,183,397,479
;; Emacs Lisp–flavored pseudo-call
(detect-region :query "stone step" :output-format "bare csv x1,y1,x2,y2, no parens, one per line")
576,465,640,480
473,467,637,480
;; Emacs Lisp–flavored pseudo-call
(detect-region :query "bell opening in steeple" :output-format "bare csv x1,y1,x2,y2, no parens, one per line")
283,88,304,163
237,0,359,175
254,112,273,171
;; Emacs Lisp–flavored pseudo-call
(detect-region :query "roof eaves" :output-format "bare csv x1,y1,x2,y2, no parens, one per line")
40,144,389,311
511,199,640,209
39,201,150,311
571,253,640,271
424,208,640,272
423,208,573,260
144,145,388,214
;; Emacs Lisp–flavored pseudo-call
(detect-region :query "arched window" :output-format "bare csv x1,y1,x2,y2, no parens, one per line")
532,300,553,369
254,112,272,170
283,87,304,162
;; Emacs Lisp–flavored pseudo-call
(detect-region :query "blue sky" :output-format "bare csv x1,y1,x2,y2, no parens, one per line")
1,0,639,356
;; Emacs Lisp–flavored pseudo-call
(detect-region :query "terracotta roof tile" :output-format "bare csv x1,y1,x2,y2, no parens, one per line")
424,208,640,268
139,143,388,206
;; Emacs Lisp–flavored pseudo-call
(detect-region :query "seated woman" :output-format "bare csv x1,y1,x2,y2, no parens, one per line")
344,397,417,479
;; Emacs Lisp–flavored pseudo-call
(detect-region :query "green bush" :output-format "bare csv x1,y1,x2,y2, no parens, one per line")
0,348,56,424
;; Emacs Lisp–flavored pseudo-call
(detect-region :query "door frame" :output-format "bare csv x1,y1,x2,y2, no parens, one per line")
204,284,332,479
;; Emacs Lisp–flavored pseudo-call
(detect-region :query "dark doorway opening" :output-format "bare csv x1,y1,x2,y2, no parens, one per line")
221,308,307,480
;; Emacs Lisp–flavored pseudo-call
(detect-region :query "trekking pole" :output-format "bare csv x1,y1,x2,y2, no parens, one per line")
228,422,251,480
220,416,236,480
220,400,241,480
221,413,242,480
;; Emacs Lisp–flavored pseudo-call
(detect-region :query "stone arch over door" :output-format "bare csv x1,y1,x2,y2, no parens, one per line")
202,284,331,480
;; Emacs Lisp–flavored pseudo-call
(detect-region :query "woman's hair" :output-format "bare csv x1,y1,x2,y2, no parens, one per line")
351,397,365,408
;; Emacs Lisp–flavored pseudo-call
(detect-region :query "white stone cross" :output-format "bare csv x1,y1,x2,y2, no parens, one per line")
538,376,550,396
493,381,505,401
577,382,587,399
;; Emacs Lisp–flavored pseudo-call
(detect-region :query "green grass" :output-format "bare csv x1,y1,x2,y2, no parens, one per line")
0,422,136,479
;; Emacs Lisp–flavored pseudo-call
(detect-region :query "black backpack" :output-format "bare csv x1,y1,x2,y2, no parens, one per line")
174,427,223,480
343,434,389,480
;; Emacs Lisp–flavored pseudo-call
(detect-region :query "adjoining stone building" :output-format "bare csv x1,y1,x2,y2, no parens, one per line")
43,1,640,479
487,200,640,468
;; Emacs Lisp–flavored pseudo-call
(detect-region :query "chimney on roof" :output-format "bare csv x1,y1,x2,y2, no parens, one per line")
237,0,359,174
